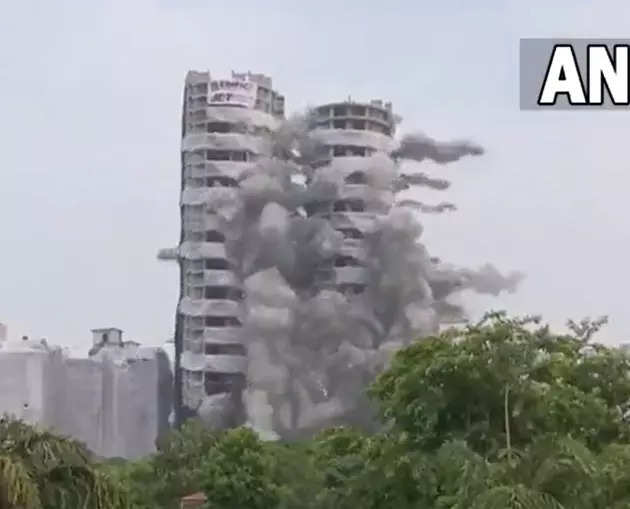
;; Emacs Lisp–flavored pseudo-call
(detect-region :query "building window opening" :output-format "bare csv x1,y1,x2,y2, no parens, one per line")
333,106,347,116
204,286,244,301
204,343,246,356
332,146,367,157
369,108,387,121
333,199,365,212
207,122,231,133
187,177,204,188
205,230,226,242
205,258,230,270
204,372,245,395
187,287,203,299
333,120,345,129
186,316,204,328
332,146,347,157
334,255,363,267
207,176,238,187
230,151,248,162
345,171,368,184
304,202,324,216
193,83,208,94
205,316,242,327
350,106,366,116
338,283,366,295
206,150,231,161
349,146,367,156
351,120,366,130
348,199,365,212
333,200,347,212
338,227,364,239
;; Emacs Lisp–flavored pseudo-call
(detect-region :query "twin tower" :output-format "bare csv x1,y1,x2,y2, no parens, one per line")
159,70,398,428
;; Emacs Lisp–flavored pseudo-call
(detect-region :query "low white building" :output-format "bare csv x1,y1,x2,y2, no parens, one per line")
0,327,172,459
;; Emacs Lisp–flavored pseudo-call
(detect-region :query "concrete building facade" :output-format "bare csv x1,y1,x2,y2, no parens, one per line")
158,70,285,427
0,328,171,459
305,99,398,294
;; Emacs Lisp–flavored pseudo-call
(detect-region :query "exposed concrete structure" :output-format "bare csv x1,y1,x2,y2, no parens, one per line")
158,72,519,436
158,70,285,427
305,99,398,295
0,328,172,459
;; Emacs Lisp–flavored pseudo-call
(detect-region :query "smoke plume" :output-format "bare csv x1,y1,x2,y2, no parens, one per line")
392,132,484,164
202,112,520,438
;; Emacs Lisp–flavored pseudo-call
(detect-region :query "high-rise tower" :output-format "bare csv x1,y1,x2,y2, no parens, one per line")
159,70,285,427
305,99,398,295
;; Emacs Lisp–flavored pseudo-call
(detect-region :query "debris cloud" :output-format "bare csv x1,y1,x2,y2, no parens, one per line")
220,113,521,439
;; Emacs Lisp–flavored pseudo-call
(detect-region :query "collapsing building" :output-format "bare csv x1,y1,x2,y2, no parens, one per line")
158,71,286,428
160,70,522,436
0,327,172,459
305,99,398,295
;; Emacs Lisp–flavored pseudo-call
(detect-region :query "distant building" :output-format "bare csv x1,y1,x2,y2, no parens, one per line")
0,327,172,459
0,322,6,343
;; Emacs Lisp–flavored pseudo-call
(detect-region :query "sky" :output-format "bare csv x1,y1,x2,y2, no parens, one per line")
1,0,628,352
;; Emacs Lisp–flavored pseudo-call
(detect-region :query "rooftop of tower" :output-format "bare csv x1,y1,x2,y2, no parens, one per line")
309,98,400,137
183,69,285,118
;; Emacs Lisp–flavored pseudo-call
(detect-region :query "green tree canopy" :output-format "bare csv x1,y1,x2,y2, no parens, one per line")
104,311,630,509
369,311,630,455
0,417,127,509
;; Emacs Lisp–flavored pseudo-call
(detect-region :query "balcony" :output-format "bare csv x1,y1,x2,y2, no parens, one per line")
203,326,244,343
181,132,271,156
177,241,227,260
180,187,239,207
316,153,396,177
308,128,396,154
157,247,178,261
204,105,281,130
178,297,245,319
184,270,240,288
204,354,247,374
184,161,253,181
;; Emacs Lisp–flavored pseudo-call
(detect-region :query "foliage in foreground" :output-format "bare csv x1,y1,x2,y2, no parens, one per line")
65,312,630,507
0,417,127,509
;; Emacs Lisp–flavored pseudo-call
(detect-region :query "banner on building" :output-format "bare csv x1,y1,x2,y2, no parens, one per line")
209,78,257,108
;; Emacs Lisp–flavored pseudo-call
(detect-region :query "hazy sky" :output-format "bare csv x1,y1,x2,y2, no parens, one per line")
1,1,628,351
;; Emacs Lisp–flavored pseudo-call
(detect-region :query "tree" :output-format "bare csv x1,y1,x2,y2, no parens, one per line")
151,419,219,506
0,416,127,509
198,428,296,509
369,311,630,456
106,424,322,509
428,434,630,509
102,419,221,509
310,426,436,509
100,458,156,509
102,311,630,509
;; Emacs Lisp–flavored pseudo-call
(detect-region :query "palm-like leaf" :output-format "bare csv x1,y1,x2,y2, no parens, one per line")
0,453,42,509
0,416,128,509
471,485,565,509
434,440,489,509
